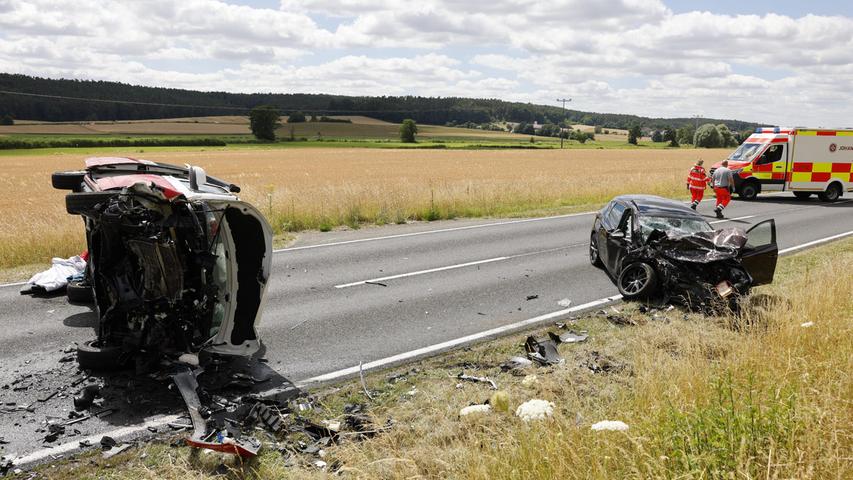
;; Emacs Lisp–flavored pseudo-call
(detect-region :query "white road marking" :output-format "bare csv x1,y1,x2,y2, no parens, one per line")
709,215,756,224
275,210,597,253
334,245,580,288
296,295,624,385
13,414,184,467
0,280,26,288
779,230,853,254
335,256,508,288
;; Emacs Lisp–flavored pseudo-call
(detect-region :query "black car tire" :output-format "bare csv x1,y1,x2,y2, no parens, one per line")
52,171,86,191
589,233,603,268
793,191,812,200
66,191,116,215
737,181,759,200
67,280,94,304
76,341,126,371
818,183,842,202
617,262,658,299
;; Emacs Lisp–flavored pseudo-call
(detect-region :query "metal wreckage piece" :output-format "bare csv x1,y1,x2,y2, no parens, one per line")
623,227,754,310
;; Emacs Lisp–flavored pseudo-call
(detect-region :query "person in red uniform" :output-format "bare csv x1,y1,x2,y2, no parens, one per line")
685,159,710,210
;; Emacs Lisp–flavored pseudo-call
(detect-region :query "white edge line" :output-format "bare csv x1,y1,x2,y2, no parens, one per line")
779,230,853,254
296,295,623,386
274,210,597,253
13,414,184,466
10,229,853,467
0,281,27,288
335,256,508,288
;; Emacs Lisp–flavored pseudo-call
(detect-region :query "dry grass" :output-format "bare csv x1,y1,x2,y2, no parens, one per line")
31,238,853,479
0,148,721,270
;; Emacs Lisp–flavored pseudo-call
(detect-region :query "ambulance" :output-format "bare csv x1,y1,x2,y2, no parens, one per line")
711,127,853,202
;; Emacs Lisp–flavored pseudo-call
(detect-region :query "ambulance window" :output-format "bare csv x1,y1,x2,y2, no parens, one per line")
756,145,785,165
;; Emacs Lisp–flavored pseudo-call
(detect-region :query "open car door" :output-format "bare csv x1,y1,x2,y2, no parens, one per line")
740,219,778,285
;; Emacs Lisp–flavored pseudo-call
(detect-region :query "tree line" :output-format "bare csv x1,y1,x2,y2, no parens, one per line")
0,73,761,132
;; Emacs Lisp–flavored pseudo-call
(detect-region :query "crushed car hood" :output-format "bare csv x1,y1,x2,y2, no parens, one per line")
645,227,748,263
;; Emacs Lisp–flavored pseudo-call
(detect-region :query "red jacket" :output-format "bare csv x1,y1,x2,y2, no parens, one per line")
686,165,710,190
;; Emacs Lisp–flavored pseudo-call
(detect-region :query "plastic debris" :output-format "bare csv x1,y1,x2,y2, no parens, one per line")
103,443,132,459
548,330,588,344
457,372,498,390
591,420,629,431
515,399,555,422
525,336,564,366
500,356,533,372
74,384,102,410
460,404,491,417
557,298,573,308
801,321,814,328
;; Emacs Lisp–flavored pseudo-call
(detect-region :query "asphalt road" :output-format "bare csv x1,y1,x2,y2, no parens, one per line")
1,193,852,463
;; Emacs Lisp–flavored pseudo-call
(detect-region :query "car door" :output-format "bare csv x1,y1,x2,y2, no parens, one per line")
596,202,617,268
604,204,631,273
740,219,778,285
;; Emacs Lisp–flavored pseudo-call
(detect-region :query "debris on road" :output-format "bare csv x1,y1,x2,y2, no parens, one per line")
515,399,555,422
524,335,564,366
102,443,132,459
457,372,498,390
500,356,533,372
590,420,629,432
557,298,573,308
526,294,539,301
73,384,101,410
582,351,628,375
548,330,588,344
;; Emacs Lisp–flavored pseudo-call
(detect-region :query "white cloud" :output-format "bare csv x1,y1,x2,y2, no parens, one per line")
1,0,852,125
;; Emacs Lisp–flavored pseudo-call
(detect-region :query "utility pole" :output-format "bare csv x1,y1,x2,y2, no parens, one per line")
557,98,572,148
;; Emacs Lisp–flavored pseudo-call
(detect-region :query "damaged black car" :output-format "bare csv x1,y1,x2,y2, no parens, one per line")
53,157,272,369
589,195,777,309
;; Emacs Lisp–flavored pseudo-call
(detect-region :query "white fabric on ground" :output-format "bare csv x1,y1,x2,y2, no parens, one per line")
26,256,86,292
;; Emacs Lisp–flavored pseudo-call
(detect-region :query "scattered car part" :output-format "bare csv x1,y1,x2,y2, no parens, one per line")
73,384,101,410
524,335,564,366
456,372,497,390
172,368,261,458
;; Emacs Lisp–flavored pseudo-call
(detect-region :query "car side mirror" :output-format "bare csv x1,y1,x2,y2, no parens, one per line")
187,165,207,191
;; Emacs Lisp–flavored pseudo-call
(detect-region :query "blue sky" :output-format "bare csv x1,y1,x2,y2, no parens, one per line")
1,0,852,125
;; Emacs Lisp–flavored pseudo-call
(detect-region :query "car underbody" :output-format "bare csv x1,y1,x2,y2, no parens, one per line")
55,159,272,370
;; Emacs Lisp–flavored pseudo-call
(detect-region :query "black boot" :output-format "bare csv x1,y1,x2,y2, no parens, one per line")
690,203,697,210
715,209,724,219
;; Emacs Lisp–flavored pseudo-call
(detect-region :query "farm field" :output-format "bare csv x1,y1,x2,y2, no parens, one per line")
0,147,726,272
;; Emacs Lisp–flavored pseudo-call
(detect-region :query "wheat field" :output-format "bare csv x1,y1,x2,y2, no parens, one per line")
0,147,725,270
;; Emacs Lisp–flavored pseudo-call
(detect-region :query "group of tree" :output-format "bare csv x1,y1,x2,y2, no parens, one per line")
0,73,761,132
693,123,741,148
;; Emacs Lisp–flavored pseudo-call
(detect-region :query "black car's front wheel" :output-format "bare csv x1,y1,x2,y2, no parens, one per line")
589,233,603,268
617,262,658,299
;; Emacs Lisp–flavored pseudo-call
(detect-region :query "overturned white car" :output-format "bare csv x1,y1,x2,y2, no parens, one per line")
53,157,272,369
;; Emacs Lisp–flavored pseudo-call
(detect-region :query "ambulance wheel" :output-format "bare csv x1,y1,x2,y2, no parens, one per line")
617,263,658,300
737,181,759,200
793,191,812,200
818,183,842,202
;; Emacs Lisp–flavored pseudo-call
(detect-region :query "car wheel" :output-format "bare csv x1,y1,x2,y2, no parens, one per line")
737,181,759,200
617,262,658,299
76,340,126,371
66,191,117,215
818,183,842,202
52,171,85,191
67,280,94,304
793,191,812,200
589,233,603,268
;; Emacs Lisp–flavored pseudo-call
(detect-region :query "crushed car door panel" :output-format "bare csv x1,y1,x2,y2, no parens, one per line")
740,219,778,285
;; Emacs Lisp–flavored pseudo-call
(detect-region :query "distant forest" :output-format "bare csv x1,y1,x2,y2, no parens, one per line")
0,73,761,131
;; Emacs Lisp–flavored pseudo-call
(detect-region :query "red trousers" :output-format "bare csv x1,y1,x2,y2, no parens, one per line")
714,187,731,209
690,188,704,204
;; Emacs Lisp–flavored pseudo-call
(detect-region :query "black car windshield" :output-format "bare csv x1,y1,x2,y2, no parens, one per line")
638,215,712,240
